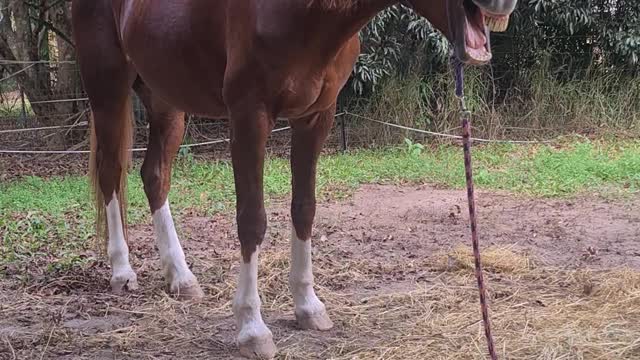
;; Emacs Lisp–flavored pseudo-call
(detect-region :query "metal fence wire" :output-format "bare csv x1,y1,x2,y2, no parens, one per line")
1,59,633,156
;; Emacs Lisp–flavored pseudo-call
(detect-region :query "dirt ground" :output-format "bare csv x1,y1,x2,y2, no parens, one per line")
1,184,640,359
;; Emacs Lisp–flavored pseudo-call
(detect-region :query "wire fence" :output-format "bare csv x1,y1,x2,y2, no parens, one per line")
1,59,637,159
0,109,558,156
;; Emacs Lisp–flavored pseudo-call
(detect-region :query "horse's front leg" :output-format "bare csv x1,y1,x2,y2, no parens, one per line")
289,105,336,330
230,106,277,359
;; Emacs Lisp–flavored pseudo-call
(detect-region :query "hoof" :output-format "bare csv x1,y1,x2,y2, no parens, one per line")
296,309,334,331
170,280,204,300
111,269,139,294
238,334,277,359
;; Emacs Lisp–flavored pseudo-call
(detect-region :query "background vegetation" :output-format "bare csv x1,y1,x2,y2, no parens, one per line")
344,0,640,142
1,0,639,146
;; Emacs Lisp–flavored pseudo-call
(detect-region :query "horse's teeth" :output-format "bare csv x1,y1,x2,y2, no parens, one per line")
484,16,510,32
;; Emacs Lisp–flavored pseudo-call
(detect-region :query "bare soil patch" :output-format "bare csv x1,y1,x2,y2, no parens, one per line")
1,185,640,359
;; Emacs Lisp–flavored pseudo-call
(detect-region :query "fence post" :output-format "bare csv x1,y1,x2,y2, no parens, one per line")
19,87,27,126
340,114,348,152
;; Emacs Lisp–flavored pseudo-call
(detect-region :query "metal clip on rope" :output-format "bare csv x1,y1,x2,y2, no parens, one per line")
453,59,498,360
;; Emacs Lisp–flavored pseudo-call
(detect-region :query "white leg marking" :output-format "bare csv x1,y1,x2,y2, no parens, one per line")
289,226,333,330
233,247,276,358
106,193,138,292
152,200,202,298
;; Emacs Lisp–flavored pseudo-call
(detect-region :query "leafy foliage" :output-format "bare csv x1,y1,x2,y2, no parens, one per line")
351,0,639,94
350,5,450,95
494,0,640,77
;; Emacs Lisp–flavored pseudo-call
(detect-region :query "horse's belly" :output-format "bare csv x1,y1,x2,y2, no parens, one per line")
133,60,228,118
119,0,228,117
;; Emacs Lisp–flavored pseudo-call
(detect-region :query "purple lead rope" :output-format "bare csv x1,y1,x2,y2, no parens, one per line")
454,60,498,360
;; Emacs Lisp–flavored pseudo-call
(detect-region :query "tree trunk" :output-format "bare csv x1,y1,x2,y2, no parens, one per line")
0,0,82,147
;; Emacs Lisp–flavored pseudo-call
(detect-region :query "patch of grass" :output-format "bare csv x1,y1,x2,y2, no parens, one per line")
317,138,640,198
1,138,639,271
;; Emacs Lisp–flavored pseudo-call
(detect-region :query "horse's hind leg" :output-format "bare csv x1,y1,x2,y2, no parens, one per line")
92,90,138,295
73,0,138,293
134,79,203,300
289,105,336,330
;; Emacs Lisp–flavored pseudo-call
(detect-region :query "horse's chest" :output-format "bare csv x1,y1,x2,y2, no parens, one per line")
277,72,341,118
274,42,359,119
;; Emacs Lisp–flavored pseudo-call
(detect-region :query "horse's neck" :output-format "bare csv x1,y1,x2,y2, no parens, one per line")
332,0,398,37
310,0,398,58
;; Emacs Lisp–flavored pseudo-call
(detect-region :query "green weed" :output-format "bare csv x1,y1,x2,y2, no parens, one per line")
1,139,639,272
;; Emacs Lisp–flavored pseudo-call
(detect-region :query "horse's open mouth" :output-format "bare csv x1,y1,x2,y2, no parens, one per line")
462,0,511,64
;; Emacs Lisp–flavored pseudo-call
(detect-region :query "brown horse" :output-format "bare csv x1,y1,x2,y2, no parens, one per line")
71,0,516,358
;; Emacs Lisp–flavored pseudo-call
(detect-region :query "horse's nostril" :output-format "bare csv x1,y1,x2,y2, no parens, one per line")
471,0,518,15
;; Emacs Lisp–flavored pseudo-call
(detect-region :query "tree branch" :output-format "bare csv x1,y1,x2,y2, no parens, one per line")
43,0,69,13
29,15,75,48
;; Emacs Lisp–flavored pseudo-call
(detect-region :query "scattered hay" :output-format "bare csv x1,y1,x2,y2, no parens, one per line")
2,244,640,359
435,245,534,274
583,268,640,299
